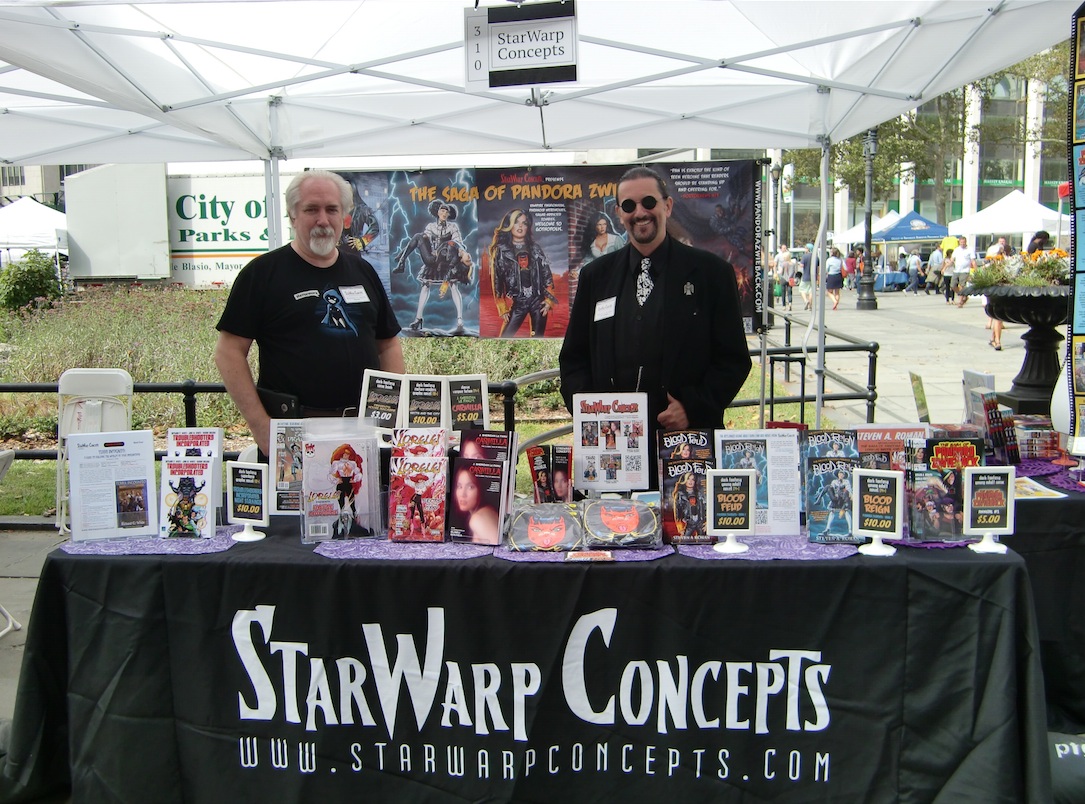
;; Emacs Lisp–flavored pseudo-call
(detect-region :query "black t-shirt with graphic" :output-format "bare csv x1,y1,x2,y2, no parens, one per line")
217,244,401,409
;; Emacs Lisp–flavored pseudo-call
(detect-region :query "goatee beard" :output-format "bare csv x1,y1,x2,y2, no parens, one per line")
309,229,337,257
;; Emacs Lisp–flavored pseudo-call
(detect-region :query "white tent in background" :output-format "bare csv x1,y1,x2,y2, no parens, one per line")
948,189,1072,246
0,197,67,264
832,212,901,246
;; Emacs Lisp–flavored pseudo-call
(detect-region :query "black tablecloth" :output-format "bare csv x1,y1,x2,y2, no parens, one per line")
0,525,1051,803
1006,497,1085,733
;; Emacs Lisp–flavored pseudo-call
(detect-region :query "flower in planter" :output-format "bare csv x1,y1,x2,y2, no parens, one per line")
968,248,1070,290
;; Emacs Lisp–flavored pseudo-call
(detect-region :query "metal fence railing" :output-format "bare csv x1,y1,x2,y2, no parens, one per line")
0,329,878,465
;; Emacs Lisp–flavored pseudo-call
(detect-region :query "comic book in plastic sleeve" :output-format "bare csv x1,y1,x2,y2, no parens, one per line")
270,419,304,515
159,456,216,538
660,457,713,545
300,420,382,543
448,457,506,545
388,455,448,541
805,456,860,544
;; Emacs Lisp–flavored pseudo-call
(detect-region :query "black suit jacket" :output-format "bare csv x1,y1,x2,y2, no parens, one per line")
558,239,752,429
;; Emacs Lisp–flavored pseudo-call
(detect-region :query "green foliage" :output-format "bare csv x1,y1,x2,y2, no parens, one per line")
0,460,56,517
0,249,61,311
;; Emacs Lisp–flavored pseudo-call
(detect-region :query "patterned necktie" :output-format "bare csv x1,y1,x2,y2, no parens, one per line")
636,257,653,306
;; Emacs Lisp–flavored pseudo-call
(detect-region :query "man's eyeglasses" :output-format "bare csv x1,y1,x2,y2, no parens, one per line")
620,196,662,213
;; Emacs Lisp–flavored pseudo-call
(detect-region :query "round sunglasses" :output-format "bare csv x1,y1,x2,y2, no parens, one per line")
619,196,663,213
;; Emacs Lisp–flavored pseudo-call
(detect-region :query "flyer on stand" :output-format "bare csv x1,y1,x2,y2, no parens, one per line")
571,392,649,491
68,429,158,541
404,374,448,429
359,369,406,430
715,428,801,536
445,373,489,435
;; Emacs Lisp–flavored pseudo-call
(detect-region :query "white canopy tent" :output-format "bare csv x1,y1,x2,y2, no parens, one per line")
0,196,67,264
0,0,1074,423
948,189,1073,247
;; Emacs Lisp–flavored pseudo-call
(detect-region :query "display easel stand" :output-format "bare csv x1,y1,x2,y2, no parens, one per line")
713,533,749,554
858,534,896,557
968,532,1007,554
232,524,266,542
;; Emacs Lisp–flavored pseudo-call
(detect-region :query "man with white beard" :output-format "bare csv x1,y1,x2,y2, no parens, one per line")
215,170,403,456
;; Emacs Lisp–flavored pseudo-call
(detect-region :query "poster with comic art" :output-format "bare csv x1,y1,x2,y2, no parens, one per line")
571,392,649,491
386,169,480,338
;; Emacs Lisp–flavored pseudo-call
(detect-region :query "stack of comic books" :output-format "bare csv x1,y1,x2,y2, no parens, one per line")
1013,415,1060,459
715,428,801,536
659,430,714,545
904,436,984,542
388,428,448,542
166,427,224,519
802,429,860,544
300,421,382,543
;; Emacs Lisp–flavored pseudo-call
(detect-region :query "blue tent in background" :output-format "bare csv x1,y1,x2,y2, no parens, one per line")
874,211,948,242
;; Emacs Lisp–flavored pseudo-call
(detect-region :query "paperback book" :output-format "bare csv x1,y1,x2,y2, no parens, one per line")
390,427,448,458
166,427,224,517
660,456,712,545
657,429,714,490
448,457,507,545
159,456,216,538
855,424,929,472
388,456,448,541
805,456,859,544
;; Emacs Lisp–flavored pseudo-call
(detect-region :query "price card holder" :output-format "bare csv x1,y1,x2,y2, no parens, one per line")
227,461,269,542
852,469,905,556
707,469,756,554
964,466,1015,554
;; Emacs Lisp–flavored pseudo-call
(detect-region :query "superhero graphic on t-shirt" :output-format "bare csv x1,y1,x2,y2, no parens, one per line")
320,287,358,336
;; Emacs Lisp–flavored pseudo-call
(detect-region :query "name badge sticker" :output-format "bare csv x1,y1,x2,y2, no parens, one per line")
340,285,371,304
594,297,617,321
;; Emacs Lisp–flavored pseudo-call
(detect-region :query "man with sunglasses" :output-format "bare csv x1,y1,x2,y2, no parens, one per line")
559,166,752,486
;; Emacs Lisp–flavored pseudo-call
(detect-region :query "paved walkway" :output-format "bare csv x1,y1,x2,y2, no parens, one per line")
0,282,1060,721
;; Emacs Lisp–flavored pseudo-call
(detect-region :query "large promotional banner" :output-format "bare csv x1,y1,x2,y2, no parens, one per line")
1070,6,1085,436
167,161,761,336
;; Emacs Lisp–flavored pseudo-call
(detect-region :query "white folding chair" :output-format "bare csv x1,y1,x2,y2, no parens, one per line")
56,368,134,533
0,450,21,638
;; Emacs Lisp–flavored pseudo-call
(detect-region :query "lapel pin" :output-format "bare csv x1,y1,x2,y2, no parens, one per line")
684,282,694,296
